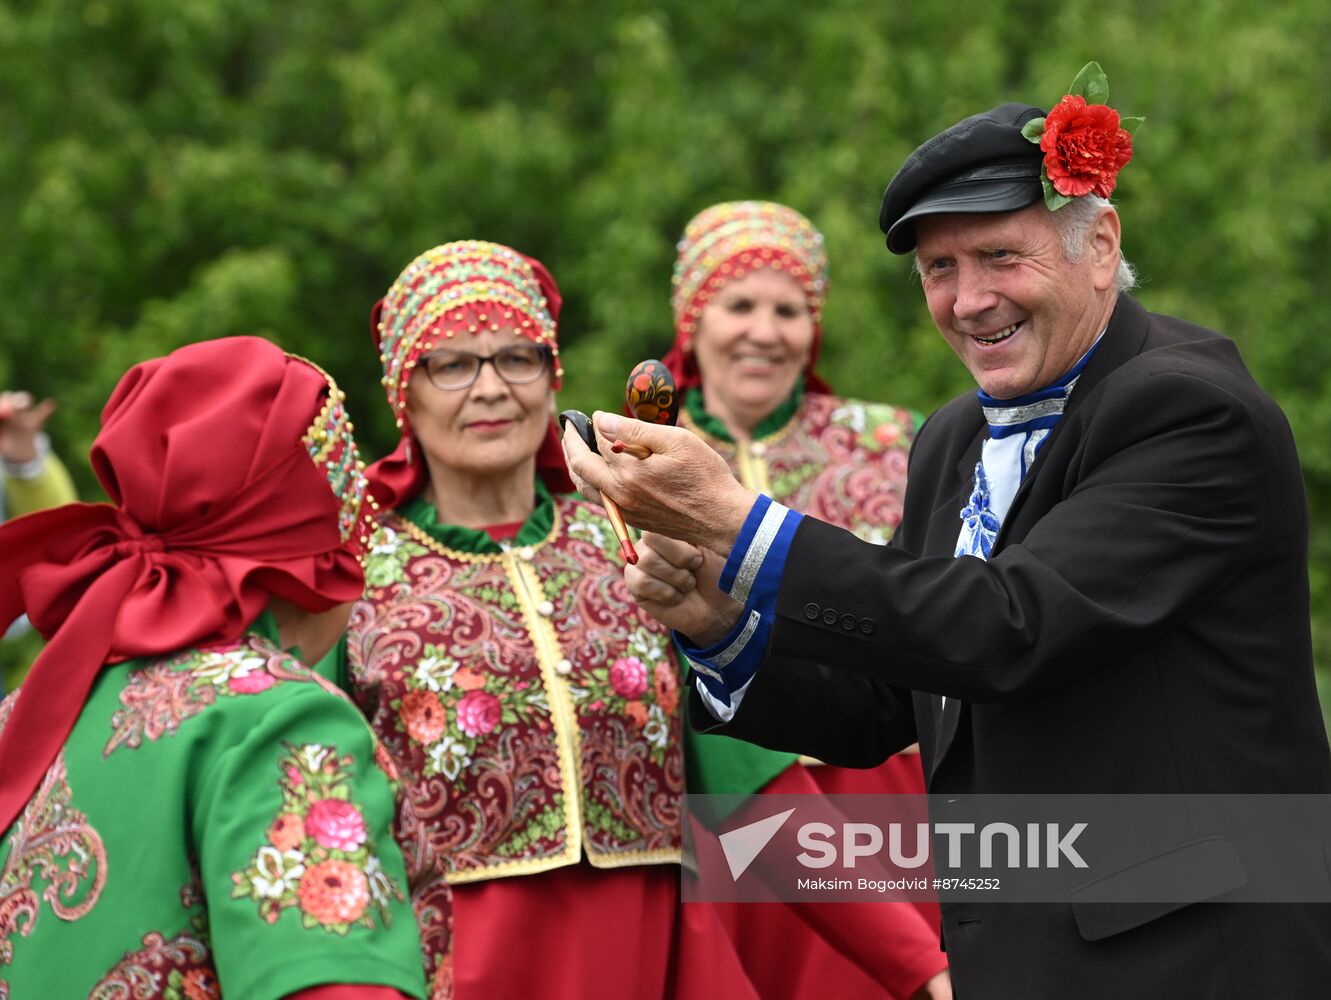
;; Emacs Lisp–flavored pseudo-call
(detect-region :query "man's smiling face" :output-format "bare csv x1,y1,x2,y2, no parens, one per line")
914,203,1119,399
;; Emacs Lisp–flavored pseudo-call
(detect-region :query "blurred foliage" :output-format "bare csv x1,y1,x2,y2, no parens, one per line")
1,0,1328,722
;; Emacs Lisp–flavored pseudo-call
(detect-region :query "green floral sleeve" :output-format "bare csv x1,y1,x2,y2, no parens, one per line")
192,683,426,1000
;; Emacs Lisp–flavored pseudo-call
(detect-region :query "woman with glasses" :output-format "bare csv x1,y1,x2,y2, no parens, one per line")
326,241,756,999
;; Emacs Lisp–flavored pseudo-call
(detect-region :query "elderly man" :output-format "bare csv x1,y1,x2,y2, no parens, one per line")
564,83,1331,998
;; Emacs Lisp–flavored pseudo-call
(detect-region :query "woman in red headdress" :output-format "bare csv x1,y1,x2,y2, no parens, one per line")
326,242,757,999
665,201,949,1000
0,338,439,999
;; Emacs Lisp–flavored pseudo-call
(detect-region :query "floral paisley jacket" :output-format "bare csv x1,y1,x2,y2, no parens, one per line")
342,484,685,884
681,387,916,544
0,617,430,1000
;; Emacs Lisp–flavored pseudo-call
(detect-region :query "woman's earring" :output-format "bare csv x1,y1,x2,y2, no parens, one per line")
405,438,413,466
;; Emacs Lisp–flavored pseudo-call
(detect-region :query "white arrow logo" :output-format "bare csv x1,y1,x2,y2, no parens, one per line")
718,808,796,881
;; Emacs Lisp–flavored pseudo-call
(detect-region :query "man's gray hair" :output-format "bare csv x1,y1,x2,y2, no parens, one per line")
1049,195,1137,293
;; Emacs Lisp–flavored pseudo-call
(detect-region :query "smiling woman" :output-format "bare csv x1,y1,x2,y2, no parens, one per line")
663,202,950,1000
316,241,758,999
688,267,816,435
665,202,919,541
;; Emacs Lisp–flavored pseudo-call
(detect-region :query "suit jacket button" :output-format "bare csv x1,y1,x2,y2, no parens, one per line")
803,602,821,621
822,608,838,626
840,614,856,631
859,618,875,635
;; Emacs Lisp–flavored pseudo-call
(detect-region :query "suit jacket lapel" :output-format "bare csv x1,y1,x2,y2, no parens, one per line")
926,426,985,782
991,294,1152,551
928,295,1151,780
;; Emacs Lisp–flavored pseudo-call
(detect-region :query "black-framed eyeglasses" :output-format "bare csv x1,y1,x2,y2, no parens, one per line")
418,345,552,391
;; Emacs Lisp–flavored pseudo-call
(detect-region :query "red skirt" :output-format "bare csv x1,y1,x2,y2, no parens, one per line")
710,754,946,1000
805,750,942,933
451,862,760,1000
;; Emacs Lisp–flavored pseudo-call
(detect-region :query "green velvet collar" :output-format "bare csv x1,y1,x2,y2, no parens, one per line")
398,477,555,555
683,384,803,443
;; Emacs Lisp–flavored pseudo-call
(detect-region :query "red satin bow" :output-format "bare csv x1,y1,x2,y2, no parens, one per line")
0,338,365,836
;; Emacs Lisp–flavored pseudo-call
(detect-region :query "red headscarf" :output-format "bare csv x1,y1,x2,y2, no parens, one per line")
0,337,371,836
366,241,575,511
662,200,833,395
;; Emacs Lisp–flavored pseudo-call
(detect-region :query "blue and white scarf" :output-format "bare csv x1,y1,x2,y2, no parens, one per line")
954,339,1102,560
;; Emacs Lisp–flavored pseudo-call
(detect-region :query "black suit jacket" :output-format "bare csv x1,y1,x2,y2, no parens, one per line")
695,296,1331,998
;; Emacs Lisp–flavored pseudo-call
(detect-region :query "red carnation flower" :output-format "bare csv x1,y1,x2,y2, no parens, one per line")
624,700,649,728
181,968,220,1000
654,664,679,715
452,666,488,691
1039,95,1134,199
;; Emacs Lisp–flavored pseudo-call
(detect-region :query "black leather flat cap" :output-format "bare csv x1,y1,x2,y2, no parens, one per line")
880,103,1047,254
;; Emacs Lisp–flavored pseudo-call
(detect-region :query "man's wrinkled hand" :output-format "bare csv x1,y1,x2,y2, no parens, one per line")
561,411,755,556
625,532,743,647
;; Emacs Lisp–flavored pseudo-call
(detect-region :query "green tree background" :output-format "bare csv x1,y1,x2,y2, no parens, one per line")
2,0,1328,722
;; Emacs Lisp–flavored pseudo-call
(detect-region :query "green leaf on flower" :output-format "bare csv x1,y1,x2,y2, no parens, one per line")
1041,174,1075,212
1119,115,1145,136
1068,61,1108,104
1020,117,1046,144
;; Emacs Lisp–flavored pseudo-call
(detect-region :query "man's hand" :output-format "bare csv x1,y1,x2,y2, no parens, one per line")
625,532,744,647
0,391,56,465
561,412,755,556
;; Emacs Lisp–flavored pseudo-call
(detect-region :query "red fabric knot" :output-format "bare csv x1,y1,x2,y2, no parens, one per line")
107,532,166,561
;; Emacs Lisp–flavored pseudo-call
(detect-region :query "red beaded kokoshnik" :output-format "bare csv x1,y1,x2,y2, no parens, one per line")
665,201,832,394
365,240,575,507
290,354,376,557
375,241,563,432
671,201,828,338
